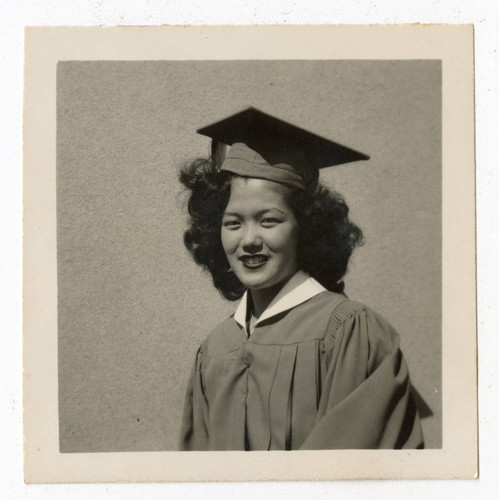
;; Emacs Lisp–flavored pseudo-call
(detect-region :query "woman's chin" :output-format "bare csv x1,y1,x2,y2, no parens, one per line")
232,263,297,293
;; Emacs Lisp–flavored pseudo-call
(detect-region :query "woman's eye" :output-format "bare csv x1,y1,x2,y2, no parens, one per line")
223,220,241,229
260,218,280,227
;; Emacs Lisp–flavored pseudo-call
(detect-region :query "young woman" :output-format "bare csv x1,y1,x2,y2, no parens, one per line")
178,108,424,451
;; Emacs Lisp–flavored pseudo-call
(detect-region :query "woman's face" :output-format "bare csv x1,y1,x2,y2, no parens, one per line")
221,177,299,292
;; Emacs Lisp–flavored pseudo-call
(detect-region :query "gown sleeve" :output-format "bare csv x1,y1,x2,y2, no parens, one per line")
300,301,424,450
178,347,210,451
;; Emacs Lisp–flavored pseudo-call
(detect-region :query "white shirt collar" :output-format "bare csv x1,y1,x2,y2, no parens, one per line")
233,270,327,335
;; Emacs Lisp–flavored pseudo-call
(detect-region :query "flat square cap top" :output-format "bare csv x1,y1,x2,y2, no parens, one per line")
197,107,369,191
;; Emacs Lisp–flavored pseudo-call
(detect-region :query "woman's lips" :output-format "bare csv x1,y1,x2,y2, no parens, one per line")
239,255,269,268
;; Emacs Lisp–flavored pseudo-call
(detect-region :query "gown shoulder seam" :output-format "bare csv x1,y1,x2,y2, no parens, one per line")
322,299,368,352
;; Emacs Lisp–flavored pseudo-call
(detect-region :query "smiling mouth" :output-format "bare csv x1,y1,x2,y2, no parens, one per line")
239,255,269,268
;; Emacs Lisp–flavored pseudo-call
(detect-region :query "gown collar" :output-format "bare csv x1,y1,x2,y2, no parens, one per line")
233,270,327,335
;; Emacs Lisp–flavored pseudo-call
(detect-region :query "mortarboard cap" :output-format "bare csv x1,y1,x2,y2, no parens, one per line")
197,107,369,192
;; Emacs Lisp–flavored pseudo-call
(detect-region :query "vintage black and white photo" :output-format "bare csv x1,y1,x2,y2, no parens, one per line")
23,25,476,481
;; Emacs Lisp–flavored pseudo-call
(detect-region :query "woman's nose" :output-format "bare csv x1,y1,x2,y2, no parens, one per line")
241,224,263,252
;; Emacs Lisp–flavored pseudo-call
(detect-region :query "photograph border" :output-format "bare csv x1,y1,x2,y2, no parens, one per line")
23,24,476,482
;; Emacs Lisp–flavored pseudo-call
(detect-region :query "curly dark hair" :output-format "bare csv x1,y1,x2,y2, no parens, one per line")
179,143,364,300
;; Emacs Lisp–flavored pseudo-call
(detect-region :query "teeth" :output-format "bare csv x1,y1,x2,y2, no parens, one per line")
242,256,267,264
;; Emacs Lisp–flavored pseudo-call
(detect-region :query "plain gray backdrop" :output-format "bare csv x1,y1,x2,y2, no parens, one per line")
57,60,441,451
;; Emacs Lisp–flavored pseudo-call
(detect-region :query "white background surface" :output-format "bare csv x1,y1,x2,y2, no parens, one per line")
1,0,497,498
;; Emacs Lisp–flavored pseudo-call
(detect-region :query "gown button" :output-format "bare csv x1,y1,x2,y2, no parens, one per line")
240,347,251,367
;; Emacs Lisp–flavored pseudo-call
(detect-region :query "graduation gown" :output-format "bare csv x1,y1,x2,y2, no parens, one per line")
179,272,424,450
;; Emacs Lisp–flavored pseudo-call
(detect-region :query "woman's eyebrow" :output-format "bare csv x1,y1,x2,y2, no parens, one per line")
223,208,286,218
256,208,286,217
